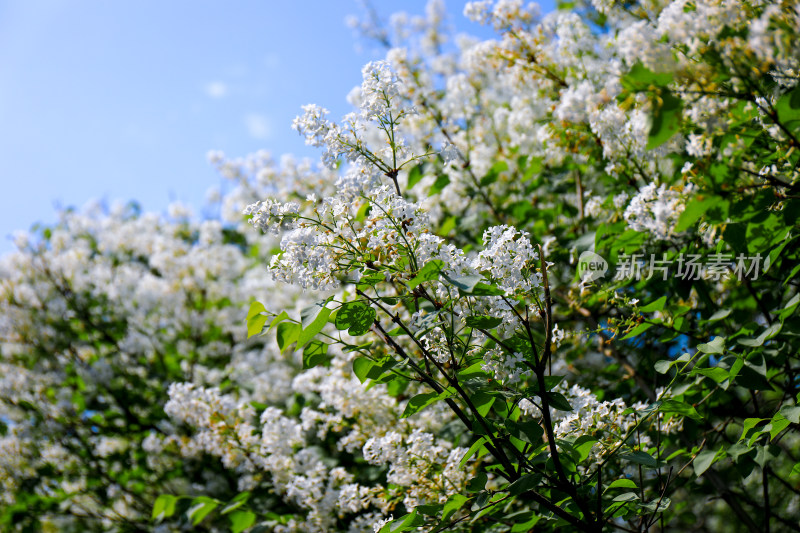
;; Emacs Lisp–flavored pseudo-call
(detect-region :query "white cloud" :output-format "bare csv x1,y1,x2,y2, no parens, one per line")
244,113,271,140
205,81,228,99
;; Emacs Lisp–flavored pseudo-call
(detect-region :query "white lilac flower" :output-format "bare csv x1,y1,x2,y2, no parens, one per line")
624,183,693,241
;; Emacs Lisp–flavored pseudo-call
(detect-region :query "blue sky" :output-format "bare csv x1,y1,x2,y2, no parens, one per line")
0,1,548,254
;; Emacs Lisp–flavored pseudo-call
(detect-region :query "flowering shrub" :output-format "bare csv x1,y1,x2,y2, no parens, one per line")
2,0,800,532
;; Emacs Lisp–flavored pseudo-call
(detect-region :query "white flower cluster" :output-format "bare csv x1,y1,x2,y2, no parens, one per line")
624,183,694,241
359,60,411,121
244,198,301,234
164,352,467,531
472,225,541,294
363,428,468,509
519,382,682,465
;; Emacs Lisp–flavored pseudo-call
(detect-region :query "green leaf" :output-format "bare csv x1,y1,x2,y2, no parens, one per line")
268,310,290,331
407,164,424,188
525,375,566,394
546,392,573,412
443,274,483,292
416,504,442,517
467,472,488,492
506,474,542,496
465,315,503,329
767,414,790,441
480,162,507,186
779,405,800,424
654,359,675,374
621,322,653,340
408,260,444,289
353,356,396,383
429,174,451,195
776,85,800,133
298,301,332,347
621,451,658,468
467,282,505,296
660,399,702,420
707,309,732,322
356,272,384,288
504,419,544,444
247,314,268,338
229,511,256,533
335,300,366,330
737,323,781,347
220,492,251,515
693,449,718,477
353,357,375,383
697,336,725,354
353,357,376,383
460,436,489,468
507,474,541,496
152,494,177,521
471,392,495,417
639,296,667,313
647,90,682,149
789,84,800,109
621,62,673,91
572,435,598,462
693,367,729,384
246,301,269,338
335,301,376,336
740,417,765,442
510,512,540,532
302,340,331,369
187,497,219,526
247,300,266,320
442,494,469,522
276,322,301,353
401,389,454,418
675,196,720,233
605,479,638,492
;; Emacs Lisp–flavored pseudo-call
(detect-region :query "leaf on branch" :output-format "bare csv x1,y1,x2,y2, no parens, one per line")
621,62,674,91
546,392,573,412
276,322,301,353
407,164,424,188
638,296,667,313
675,196,721,233
460,436,489,469
335,300,377,336
246,301,268,338
298,299,333,348
647,89,682,149
152,494,177,521
401,388,455,418
187,497,219,526
621,322,653,340
507,474,542,496
302,340,331,369
408,260,444,289
505,418,544,444
604,478,638,492
693,449,720,477
441,494,469,522
620,451,658,468
229,511,256,533
465,315,503,329
659,399,702,420
352,356,396,383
